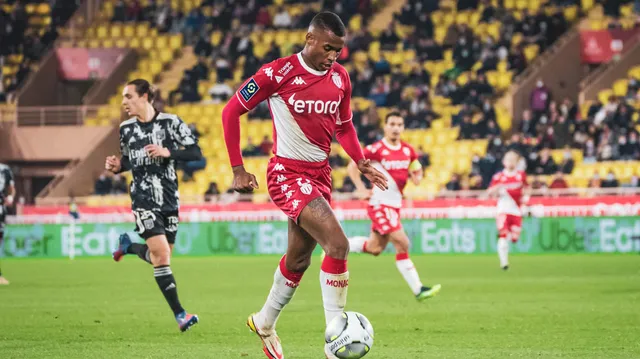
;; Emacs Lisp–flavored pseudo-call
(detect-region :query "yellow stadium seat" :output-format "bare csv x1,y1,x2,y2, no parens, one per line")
123,24,135,37
504,0,515,9
497,61,509,73
349,14,362,31
524,44,539,62
564,5,579,22
88,39,101,48
434,26,447,44
598,89,614,104
110,24,124,39
498,72,513,90
129,37,141,49
102,39,114,48
582,0,595,11
142,37,154,50
613,79,628,97
115,38,128,48
456,12,469,25
210,31,222,46
169,35,183,50
97,25,108,39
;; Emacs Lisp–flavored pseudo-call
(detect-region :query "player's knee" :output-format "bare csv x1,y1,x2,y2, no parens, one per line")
285,254,311,273
324,237,349,260
394,239,410,254
149,247,171,266
367,245,383,256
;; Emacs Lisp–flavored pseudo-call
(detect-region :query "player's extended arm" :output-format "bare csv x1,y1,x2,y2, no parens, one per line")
222,95,258,192
336,122,387,190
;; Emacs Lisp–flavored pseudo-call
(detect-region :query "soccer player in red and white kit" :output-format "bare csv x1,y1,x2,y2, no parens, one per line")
221,12,388,359
487,150,530,270
346,112,441,300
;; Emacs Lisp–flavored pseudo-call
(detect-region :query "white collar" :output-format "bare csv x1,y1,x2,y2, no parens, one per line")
382,138,401,151
296,52,327,76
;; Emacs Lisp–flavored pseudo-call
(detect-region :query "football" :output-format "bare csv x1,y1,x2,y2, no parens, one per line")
325,311,374,359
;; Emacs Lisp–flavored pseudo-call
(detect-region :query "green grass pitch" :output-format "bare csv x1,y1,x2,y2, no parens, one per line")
1,254,639,358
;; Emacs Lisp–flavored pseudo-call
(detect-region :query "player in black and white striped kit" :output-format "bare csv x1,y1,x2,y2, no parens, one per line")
106,79,201,332
0,163,16,285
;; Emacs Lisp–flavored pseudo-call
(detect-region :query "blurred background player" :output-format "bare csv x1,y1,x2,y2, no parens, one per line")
0,163,16,285
346,112,441,301
221,11,387,359
487,150,530,270
106,79,201,331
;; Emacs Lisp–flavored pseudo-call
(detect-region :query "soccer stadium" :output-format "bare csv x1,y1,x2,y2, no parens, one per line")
1,0,639,358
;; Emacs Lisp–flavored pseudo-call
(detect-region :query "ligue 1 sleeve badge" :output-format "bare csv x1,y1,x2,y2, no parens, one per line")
332,72,342,89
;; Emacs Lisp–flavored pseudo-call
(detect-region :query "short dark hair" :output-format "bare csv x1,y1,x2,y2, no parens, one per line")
127,79,155,102
310,11,346,37
385,111,404,123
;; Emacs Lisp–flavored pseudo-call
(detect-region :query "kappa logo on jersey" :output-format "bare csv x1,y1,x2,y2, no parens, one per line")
331,72,342,89
274,163,285,171
276,174,287,183
279,61,293,76
288,93,340,115
382,149,390,156
292,199,301,210
291,76,306,85
285,190,295,200
239,78,260,102
402,147,411,156
281,184,290,193
263,67,274,80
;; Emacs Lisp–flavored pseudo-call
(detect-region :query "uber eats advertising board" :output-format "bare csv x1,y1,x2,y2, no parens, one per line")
3,217,640,258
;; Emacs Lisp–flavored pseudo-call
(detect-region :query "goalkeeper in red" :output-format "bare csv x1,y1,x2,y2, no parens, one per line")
345,112,441,301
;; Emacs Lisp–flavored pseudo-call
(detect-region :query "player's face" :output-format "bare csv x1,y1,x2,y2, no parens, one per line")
384,116,404,142
306,28,345,71
503,152,518,170
122,85,146,117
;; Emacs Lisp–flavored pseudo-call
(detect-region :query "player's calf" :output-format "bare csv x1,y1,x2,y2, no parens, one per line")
254,255,305,331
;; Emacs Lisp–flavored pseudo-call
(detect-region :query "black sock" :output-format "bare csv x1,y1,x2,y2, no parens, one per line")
153,265,185,316
127,243,152,264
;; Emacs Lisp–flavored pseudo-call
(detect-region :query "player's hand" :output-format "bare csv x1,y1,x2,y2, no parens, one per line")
357,159,388,191
4,195,14,207
232,165,259,193
105,155,121,173
354,188,371,200
145,144,170,158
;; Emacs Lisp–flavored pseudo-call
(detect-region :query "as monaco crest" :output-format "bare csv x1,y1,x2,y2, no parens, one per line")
331,72,342,89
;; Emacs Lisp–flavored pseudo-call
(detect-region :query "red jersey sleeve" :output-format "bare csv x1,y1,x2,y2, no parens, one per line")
489,173,501,187
521,171,529,186
235,63,280,111
363,143,383,162
337,71,353,123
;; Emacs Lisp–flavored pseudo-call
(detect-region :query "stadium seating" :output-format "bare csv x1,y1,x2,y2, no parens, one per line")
82,0,640,204
1,1,55,97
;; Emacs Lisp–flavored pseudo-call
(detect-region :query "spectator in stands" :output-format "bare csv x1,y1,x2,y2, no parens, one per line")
601,170,619,188
95,171,112,195
549,171,569,189
379,25,400,51
532,148,558,175
0,76,5,103
208,79,233,104
445,174,462,191
583,137,597,163
259,136,273,156
204,182,220,202
558,146,575,174
242,137,260,157
588,171,601,188
272,7,292,28
111,174,128,194
416,146,430,167
530,175,548,190
531,79,551,118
